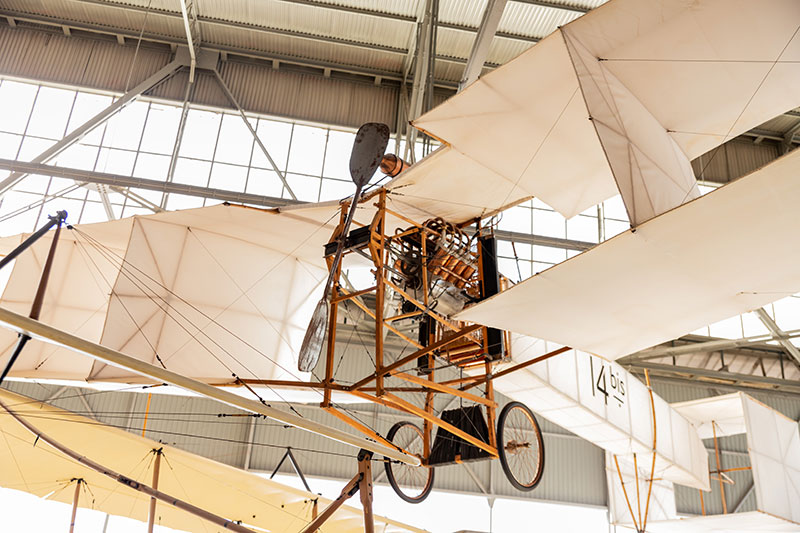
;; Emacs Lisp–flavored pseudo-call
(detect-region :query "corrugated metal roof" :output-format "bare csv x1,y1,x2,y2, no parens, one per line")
0,0,607,84
498,2,584,38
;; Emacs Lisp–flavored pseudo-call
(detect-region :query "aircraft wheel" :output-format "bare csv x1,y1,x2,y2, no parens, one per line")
497,401,545,491
384,421,435,503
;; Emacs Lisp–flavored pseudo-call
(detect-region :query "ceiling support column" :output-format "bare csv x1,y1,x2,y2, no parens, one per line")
405,0,437,162
459,0,508,91
754,308,800,367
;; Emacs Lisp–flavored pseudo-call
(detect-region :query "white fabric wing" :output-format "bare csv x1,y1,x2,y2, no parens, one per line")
456,148,800,359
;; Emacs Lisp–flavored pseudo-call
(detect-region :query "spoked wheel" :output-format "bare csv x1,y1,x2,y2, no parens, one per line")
497,401,545,491
384,421,435,503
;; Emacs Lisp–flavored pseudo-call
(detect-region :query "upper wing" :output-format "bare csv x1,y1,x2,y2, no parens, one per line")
456,147,800,359
413,0,799,224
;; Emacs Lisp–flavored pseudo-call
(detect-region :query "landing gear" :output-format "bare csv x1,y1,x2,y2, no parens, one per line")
384,421,435,503
497,401,545,491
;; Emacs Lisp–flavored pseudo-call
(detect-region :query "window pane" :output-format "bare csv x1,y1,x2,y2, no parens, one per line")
0,81,38,134
166,193,204,210
214,114,254,165
532,245,567,264
67,92,114,145
246,168,284,198
27,86,75,139
133,153,170,179
252,119,291,170
566,214,598,243
53,143,99,171
604,218,629,239
179,109,221,159
208,162,247,191
603,195,628,221
0,191,41,234
78,192,111,224
320,177,355,202
18,137,56,161
285,173,320,202
532,209,566,238
103,101,148,150
95,148,136,175
287,125,326,175
174,157,211,186
323,130,355,180
139,103,181,155
498,206,532,233
0,133,22,159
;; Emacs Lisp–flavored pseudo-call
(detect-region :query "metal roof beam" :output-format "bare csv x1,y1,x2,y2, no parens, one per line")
626,361,800,396
0,159,299,208
511,0,589,13
621,327,800,362
459,0,509,91
753,308,800,366
495,229,595,252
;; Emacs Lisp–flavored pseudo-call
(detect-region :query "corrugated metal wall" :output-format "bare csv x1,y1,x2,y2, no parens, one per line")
691,140,781,184
0,24,400,130
3,375,608,507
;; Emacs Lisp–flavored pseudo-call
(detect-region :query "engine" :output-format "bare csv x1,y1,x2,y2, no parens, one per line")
389,217,481,317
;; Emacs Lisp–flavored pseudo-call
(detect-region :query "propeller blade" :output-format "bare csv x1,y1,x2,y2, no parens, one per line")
298,299,329,372
349,123,390,187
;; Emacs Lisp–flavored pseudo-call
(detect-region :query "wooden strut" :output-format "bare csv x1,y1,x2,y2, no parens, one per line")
299,450,375,533
613,454,641,533
323,204,348,408
69,479,82,533
713,421,728,514
461,346,571,392
348,324,482,391
390,371,497,407
641,369,657,533
142,393,153,437
147,448,163,533
0,398,259,533
381,392,498,457
323,406,399,452
374,189,386,397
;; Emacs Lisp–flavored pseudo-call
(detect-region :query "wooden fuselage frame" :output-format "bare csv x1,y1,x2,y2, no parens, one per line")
239,188,567,465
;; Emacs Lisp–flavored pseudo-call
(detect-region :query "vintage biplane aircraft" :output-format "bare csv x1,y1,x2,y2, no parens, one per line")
0,0,799,531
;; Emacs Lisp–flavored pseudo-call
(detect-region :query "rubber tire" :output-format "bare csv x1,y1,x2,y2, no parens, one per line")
384,421,435,504
497,401,545,492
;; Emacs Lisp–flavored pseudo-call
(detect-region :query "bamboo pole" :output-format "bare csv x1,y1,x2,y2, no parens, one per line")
713,422,727,514
0,306,419,466
68,479,81,533
142,393,153,437
642,368,657,532
147,450,162,533
613,455,640,533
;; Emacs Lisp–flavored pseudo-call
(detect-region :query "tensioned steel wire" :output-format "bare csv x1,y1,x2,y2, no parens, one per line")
68,220,393,443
